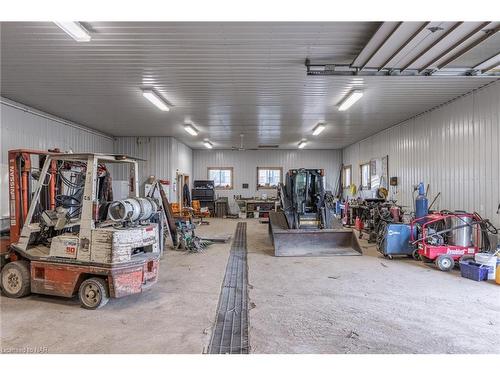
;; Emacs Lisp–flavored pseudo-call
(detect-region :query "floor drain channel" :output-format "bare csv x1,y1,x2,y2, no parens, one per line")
208,222,249,354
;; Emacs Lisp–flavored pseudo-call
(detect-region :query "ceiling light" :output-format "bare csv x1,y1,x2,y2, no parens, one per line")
184,124,198,136
54,22,91,42
142,89,170,112
312,123,326,136
203,141,213,149
338,90,363,111
298,140,307,149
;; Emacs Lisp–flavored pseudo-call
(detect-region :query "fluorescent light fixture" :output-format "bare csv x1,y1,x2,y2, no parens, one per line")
54,22,91,42
298,140,307,149
142,89,170,112
312,123,326,136
184,124,199,136
203,140,213,149
338,90,363,111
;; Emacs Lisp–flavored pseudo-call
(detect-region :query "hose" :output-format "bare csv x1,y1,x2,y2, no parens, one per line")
473,212,498,253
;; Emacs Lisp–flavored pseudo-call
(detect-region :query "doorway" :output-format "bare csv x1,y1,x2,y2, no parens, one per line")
176,172,190,208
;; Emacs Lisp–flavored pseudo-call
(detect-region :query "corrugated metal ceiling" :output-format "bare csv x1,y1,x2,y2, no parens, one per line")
1,22,498,149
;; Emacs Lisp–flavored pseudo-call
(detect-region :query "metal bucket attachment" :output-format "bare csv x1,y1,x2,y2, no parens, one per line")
269,211,362,257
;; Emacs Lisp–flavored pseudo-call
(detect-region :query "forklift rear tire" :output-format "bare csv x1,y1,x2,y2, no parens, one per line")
79,277,110,309
0,260,31,298
436,255,455,272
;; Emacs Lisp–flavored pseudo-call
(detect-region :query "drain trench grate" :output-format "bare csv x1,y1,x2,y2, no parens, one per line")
208,222,249,354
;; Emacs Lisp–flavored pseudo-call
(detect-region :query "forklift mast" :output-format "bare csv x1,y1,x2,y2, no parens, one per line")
7,149,60,245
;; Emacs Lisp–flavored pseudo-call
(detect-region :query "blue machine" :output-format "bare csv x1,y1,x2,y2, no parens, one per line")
378,223,417,258
415,182,428,220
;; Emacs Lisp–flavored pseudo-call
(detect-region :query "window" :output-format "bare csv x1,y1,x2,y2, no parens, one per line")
360,163,371,190
257,167,282,189
342,165,352,188
208,167,233,189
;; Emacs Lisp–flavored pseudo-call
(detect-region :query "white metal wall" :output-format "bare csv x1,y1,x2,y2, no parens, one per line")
0,97,114,226
342,80,500,228
193,149,342,211
113,136,193,201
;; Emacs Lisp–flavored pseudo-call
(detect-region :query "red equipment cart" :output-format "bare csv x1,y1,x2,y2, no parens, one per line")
411,212,480,271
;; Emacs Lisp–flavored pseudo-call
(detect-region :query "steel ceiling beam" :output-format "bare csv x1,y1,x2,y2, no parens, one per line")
437,25,500,70
480,61,500,74
473,52,500,71
418,22,491,73
304,61,497,76
351,22,385,68
378,22,430,71
359,22,403,71
400,22,463,72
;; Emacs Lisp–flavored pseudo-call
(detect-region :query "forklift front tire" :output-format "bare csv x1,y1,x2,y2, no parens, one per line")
79,277,110,309
0,260,31,298
436,255,455,272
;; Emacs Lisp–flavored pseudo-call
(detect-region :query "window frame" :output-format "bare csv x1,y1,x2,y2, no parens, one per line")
207,167,234,190
256,166,283,190
360,162,371,190
342,165,352,188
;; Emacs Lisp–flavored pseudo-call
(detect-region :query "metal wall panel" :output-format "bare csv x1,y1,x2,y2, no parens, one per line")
193,149,342,211
0,98,114,224
113,136,193,201
342,80,500,228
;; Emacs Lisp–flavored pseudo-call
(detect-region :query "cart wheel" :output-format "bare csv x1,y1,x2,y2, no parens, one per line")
412,249,420,260
387,255,394,260
436,255,455,272
0,260,31,298
459,255,474,263
79,277,109,309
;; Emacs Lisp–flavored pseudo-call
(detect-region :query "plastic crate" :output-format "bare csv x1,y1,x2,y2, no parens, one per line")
459,260,489,281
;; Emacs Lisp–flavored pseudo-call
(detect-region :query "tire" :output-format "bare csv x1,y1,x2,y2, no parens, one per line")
412,249,420,260
78,277,109,309
436,255,455,272
459,255,474,263
0,260,31,298
387,254,394,260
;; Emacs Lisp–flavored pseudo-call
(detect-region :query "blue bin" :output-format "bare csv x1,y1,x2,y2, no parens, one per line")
459,260,489,281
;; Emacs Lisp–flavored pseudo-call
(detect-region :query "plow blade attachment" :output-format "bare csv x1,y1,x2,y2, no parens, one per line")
269,211,362,257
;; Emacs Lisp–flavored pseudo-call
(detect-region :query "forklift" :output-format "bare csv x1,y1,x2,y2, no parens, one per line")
0,150,164,309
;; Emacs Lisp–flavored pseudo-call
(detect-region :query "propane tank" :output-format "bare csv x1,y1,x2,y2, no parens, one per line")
415,182,428,220
108,197,158,223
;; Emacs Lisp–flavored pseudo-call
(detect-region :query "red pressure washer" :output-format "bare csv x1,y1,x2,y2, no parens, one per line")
410,212,481,271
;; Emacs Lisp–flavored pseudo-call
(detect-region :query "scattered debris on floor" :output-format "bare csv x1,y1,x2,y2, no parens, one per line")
200,234,232,243
346,330,359,339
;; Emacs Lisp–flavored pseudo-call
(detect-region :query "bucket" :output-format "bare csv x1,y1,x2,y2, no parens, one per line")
474,253,499,280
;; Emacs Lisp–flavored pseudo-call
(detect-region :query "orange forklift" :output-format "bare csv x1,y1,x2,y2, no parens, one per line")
1,149,163,309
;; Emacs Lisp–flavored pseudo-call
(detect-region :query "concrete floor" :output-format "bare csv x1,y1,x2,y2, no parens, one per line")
1,218,499,354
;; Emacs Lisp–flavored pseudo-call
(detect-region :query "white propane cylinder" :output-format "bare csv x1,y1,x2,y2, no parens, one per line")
108,197,158,223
